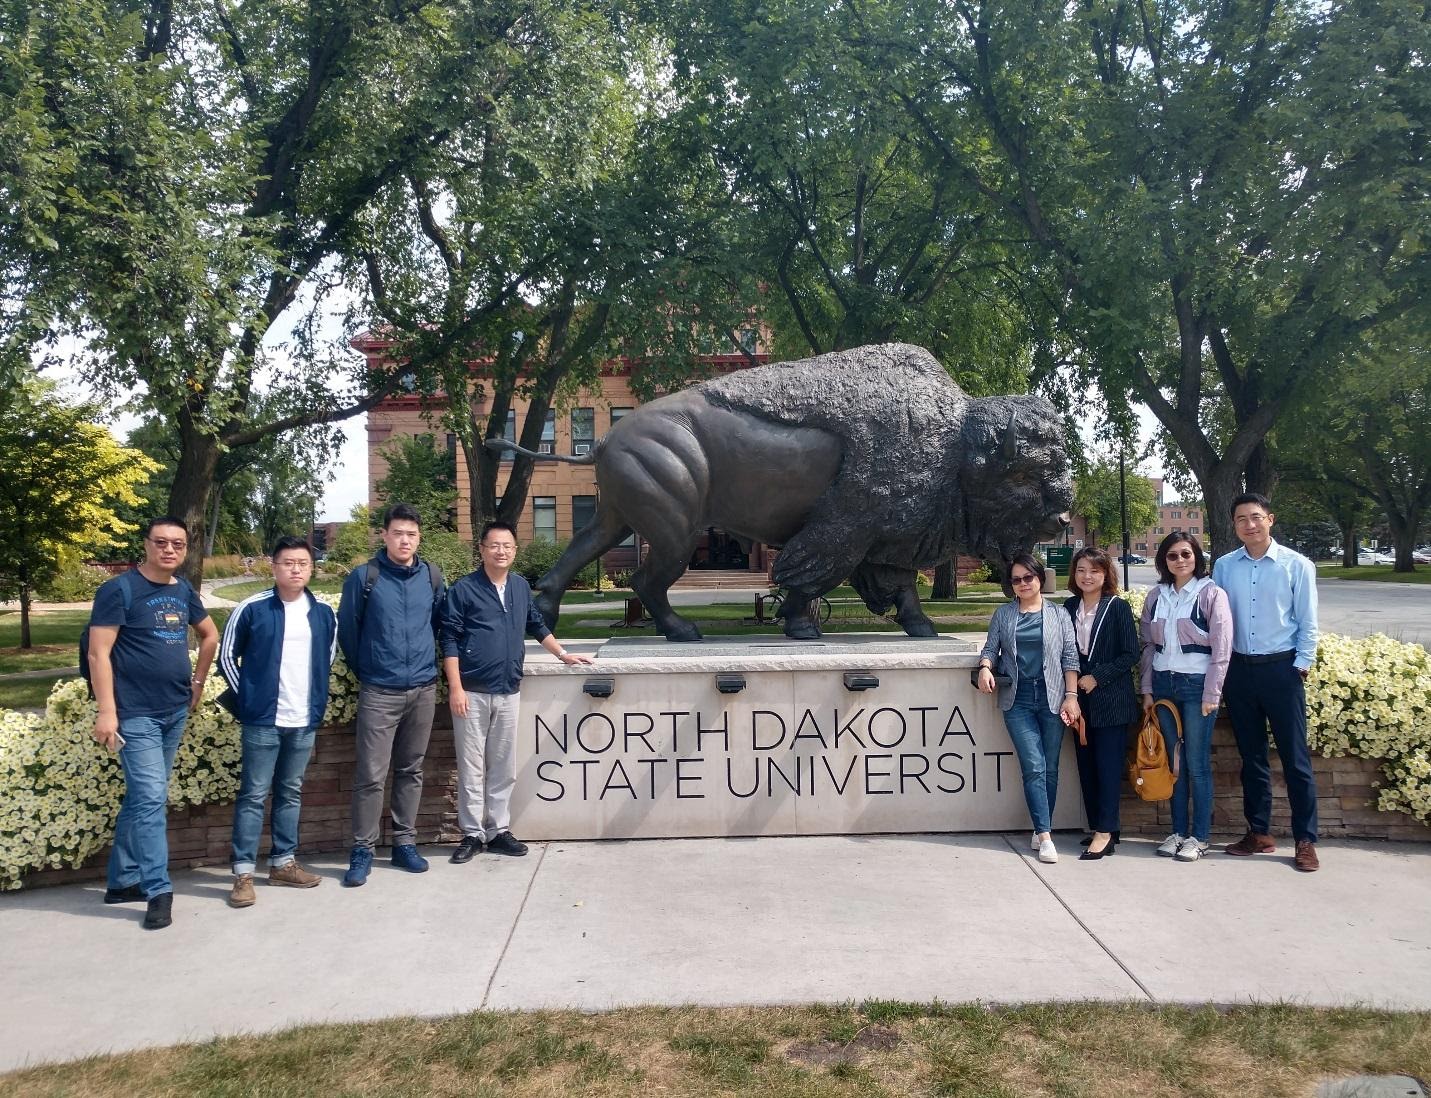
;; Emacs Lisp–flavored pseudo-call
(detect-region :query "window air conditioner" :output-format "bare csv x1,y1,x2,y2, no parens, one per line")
573,443,591,456
538,442,555,454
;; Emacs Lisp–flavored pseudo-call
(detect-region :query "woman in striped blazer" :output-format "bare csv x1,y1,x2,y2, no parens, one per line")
976,552,1081,864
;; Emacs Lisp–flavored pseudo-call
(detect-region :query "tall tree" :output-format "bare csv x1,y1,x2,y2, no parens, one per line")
1,0,531,582
372,434,458,533
1073,462,1160,550
354,1,754,535
887,0,1428,556
0,379,157,647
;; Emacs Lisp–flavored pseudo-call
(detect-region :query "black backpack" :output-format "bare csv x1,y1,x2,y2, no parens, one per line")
79,571,135,698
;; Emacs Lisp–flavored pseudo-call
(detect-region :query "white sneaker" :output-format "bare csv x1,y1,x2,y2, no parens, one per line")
1157,833,1185,858
1176,837,1210,862
1038,838,1058,864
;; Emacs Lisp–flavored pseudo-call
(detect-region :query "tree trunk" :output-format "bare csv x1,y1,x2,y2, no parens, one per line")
19,581,31,650
931,559,955,599
1341,525,1358,568
205,480,224,557
1389,514,1419,573
168,412,222,586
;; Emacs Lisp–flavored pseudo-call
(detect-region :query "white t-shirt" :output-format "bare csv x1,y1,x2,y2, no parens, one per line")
275,596,313,727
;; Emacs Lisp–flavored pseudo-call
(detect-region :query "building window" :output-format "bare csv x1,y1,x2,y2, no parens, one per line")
533,497,557,542
1171,510,1181,519
539,411,556,454
1155,527,1164,536
1172,527,1182,533
1187,511,1199,520
500,411,516,460
573,495,597,534
571,408,595,456
610,407,632,429
1190,526,1200,535
737,329,759,355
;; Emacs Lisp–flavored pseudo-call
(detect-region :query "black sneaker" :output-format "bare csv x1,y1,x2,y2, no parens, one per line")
485,831,528,857
142,892,173,930
451,835,483,864
104,884,146,905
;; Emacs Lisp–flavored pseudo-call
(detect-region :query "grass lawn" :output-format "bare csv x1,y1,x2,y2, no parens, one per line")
1317,564,1430,583
0,676,68,710
3,1002,1427,1097
0,610,91,675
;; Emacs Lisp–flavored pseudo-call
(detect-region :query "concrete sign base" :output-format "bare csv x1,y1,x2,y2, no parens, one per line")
510,633,1085,841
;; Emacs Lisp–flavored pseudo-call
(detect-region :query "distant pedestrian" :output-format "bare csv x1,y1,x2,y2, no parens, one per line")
336,503,446,886
442,522,592,864
1212,493,1321,871
219,536,338,908
1140,532,1232,863
87,517,219,930
976,553,1081,864
1062,547,1138,860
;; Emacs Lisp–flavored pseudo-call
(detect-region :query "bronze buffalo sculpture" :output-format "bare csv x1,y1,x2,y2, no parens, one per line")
488,343,1073,642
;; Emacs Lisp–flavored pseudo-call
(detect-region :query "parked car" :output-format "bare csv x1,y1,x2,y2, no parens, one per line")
1119,553,1147,565
1358,549,1395,565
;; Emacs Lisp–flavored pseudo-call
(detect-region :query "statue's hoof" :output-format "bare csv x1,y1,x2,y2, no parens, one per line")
784,621,822,641
663,622,704,643
899,619,938,638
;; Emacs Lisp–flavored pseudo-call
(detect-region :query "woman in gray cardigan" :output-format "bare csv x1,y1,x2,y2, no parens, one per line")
976,553,1082,864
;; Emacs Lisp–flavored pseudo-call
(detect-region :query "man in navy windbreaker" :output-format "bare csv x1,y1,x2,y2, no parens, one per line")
441,521,590,863
335,503,446,886
219,536,337,909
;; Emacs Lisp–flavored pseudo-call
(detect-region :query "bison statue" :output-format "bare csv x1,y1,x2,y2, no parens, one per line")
488,343,1072,642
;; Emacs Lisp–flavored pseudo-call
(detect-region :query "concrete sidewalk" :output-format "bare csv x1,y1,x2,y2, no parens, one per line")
2,833,1429,1071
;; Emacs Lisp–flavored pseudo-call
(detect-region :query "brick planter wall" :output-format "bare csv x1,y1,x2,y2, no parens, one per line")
1117,718,1428,841
16,715,1427,890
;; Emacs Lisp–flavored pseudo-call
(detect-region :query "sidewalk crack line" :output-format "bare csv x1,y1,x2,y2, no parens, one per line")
1001,834,1156,1002
482,843,547,1009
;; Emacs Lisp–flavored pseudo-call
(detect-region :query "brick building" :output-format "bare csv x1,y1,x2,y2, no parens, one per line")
1057,477,1209,557
357,334,773,575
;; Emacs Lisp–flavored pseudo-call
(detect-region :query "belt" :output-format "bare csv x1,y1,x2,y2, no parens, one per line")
1231,650,1295,665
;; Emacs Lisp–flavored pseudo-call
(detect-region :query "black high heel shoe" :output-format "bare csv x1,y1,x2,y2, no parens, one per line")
1079,841,1116,860
1080,830,1120,847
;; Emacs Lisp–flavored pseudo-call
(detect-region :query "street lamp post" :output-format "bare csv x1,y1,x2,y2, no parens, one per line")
1119,448,1131,590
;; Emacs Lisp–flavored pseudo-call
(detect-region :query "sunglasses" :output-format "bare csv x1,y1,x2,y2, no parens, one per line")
1166,550,1195,561
1010,572,1038,586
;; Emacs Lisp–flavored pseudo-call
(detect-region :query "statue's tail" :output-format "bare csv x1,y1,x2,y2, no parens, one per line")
483,438,598,465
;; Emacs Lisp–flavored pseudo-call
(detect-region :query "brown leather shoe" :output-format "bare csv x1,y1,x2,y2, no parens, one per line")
1224,831,1277,856
268,862,321,888
229,875,256,908
1294,840,1320,872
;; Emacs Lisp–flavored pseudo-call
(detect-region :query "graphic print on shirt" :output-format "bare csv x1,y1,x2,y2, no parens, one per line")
144,591,190,644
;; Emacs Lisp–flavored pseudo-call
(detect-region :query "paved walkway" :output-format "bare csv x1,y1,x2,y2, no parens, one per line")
2,833,1428,1070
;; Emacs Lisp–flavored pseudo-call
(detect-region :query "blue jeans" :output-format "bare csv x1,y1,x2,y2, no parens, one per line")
1002,679,1064,834
107,705,190,898
1153,670,1215,842
231,724,316,875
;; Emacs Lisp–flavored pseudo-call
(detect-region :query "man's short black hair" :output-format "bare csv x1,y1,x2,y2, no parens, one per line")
271,535,313,560
144,516,189,539
1230,492,1273,518
382,503,422,529
479,521,517,544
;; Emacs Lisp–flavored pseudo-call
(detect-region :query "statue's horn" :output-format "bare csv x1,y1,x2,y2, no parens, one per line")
1002,410,1019,460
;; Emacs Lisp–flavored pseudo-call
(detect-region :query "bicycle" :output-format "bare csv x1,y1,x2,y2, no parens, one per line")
760,586,832,625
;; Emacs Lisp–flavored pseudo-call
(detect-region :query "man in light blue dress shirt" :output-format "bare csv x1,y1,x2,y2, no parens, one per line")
1211,492,1321,872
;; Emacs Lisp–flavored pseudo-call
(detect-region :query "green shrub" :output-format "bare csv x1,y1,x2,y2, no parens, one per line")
966,562,992,584
37,562,111,602
513,538,564,585
419,530,475,583
203,554,250,579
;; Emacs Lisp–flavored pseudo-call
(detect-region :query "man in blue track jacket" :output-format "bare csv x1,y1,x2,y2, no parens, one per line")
336,503,446,885
442,521,591,863
219,536,338,908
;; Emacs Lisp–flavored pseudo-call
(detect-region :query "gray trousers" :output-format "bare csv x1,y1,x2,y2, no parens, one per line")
453,690,520,842
351,682,436,848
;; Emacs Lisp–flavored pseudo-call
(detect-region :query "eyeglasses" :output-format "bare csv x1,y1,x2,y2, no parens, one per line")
147,538,187,551
483,543,517,553
1010,573,1038,586
1166,550,1194,561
